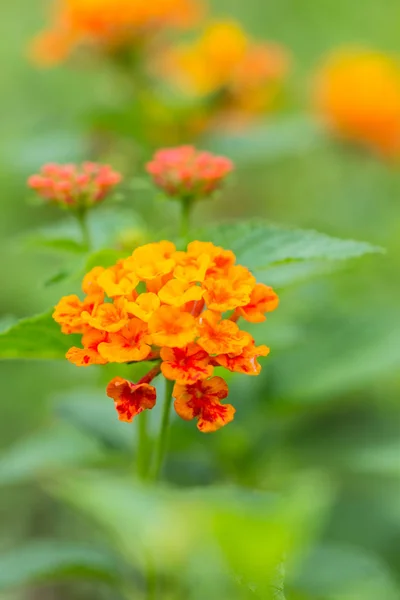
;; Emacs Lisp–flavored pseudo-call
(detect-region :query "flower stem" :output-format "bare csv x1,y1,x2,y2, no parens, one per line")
180,198,193,242
149,378,174,482
76,209,91,249
136,410,150,480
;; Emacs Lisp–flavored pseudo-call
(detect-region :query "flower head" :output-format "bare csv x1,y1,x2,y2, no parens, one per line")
28,162,122,209
146,146,233,201
31,0,201,65
54,239,278,432
314,48,400,157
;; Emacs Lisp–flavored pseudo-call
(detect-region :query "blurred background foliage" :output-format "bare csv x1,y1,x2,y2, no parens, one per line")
0,0,399,599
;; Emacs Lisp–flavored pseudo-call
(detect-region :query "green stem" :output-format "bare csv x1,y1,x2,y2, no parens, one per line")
180,198,193,242
145,554,157,600
136,410,150,481
149,379,175,482
76,209,91,249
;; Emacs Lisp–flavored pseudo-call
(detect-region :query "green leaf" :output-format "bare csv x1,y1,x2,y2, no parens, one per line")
204,116,328,164
49,472,332,595
199,221,383,269
54,390,132,451
289,543,400,600
0,425,102,486
0,540,123,590
29,237,87,254
0,310,78,360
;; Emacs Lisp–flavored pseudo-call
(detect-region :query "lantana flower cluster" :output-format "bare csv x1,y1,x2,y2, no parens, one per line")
53,240,278,432
146,146,234,200
32,0,201,65
315,49,400,157
28,162,122,208
164,21,289,117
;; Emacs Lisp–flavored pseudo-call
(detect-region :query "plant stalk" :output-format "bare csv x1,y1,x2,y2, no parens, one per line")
149,379,174,482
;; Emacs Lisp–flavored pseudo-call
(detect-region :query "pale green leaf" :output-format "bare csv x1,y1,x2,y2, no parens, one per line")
205,116,327,164
55,390,132,451
0,540,123,590
0,425,101,486
0,310,77,360
198,221,383,273
49,471,332,594
289,543,400,600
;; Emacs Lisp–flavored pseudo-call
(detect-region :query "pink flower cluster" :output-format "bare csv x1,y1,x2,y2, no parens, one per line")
146,146,233,200
28,162,122,208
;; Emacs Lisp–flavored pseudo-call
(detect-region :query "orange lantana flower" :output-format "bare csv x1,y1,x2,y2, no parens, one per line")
98,319,152,363
163,21,289,121
54,239,278,431
314,49,400,157
66,329,109,367
148,306,198,348
197,311,251,356
214,340,270,376
32,0,201,66
107,377,157,423
173,377,235,433
236,284,279,323
82,300,128,333
161,344,213,384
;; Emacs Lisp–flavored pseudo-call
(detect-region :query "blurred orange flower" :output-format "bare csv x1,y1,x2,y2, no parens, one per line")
314,49,400,157
163,21,289,120
54,235,278,432
31,0,202,65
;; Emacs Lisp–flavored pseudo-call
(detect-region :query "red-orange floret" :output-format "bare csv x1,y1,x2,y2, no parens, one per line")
106,377,157,422
173,376,235,432
161,343,213,384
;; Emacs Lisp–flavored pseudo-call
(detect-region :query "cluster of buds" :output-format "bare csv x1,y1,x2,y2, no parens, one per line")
53,240,278,432
28,162,122,209
146,146,234,200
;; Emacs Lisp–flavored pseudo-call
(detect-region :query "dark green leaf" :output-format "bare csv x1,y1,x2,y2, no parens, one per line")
0,310,78,360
